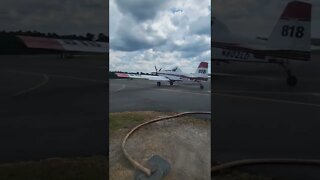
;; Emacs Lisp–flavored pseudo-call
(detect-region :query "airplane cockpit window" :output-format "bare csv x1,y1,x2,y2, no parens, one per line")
172,67,178,71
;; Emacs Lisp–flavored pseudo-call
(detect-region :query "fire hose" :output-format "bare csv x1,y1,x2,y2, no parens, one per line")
121,111,320,177
121,111,211,177
212,158,320,173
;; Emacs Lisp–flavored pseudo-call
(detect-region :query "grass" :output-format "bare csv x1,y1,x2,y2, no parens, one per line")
0,112,162,180
0,112,275,180
109,111,272,179
213,170,274,180
109,111,170,133
0,156,107,180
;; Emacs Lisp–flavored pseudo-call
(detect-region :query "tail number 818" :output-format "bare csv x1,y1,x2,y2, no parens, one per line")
281,25,304,38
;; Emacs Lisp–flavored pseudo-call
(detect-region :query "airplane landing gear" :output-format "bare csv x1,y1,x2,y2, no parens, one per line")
169,81,173,86
280,63,297,87
287,75,297,86
196,80,204,89
157,82,161,86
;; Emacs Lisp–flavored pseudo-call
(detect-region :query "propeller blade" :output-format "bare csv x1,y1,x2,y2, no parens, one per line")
154,66,158,75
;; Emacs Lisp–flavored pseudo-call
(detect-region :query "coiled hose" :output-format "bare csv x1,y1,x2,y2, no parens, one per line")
212,158,320,173
121,111,320,177
121,111,211,176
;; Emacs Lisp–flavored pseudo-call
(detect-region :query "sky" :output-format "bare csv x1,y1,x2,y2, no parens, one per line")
0,0,108,35
213,0,320,39
109,0,211,73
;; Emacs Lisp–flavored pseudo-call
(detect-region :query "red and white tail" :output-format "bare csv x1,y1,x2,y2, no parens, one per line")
267,1,312,54
195,62,208,74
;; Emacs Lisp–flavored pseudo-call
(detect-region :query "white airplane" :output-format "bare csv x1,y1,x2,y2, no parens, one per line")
212,1,313,86
115,62,209,89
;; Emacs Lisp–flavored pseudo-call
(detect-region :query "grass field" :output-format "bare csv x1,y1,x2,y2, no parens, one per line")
0,156,107,180
0,112,272,179
213,170,274,180
109,111,175,132
110,111,273,180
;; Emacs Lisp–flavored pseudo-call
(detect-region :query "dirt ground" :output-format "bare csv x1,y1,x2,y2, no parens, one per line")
109,112,211,180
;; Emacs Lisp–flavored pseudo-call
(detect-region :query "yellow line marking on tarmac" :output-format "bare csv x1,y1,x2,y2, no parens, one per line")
13,74,49,96
214,92,320,108
3,69,106,83
114,84,126,92
48,74,106,83
111,82,210,96
3,69,106,96
156,88,210,96
1,70,50,96
213,72,280,80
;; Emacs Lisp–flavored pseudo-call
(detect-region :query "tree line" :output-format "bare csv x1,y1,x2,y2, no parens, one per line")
0,30,108,42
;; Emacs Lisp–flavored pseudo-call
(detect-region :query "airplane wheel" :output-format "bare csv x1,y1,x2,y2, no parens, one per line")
170,81,173,86
287,76,297,86
157,82,161,86
200,85,204,89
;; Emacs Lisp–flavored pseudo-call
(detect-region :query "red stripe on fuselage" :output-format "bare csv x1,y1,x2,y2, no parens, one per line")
213,42,310,61
158,73,208,81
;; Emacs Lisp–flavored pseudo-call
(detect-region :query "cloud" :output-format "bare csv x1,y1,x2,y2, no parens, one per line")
110,14,170,51
189,14,211,35
109,49,211,74
110,0,211,73
114,0,170,22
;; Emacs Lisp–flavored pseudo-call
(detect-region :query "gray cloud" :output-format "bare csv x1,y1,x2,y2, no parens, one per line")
161,35,210,58
110,0,211,73
114,0,170,22
110,16,168,51
189,14,211,35
111,0,211,53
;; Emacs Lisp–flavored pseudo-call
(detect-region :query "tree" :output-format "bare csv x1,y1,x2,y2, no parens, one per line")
86,33,95,41
97,33,108,42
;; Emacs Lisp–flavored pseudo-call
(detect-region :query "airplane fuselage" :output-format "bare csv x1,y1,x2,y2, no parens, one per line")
157,71,208,82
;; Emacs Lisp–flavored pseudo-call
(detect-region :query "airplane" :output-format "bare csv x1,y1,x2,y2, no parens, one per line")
115,62,209,89
212,1,313,86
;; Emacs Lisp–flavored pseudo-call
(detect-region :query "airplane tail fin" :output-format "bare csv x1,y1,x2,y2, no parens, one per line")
196,62,208,74
267,1,312,60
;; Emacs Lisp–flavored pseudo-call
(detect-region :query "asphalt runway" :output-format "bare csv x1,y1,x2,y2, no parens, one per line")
213,53,320,179
0,55,107,162
109,78,211,113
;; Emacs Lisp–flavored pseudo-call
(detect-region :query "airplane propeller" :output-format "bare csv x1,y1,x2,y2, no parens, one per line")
155,66,162,75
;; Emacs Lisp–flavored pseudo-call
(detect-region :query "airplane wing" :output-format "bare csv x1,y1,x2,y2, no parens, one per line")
213,42,310,62
115,73,170,81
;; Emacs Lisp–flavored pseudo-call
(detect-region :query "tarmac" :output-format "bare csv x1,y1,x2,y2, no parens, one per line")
109,73,211,179
213,53,320,179
109,78,211,113
0,55,210,163
0,55,108,162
